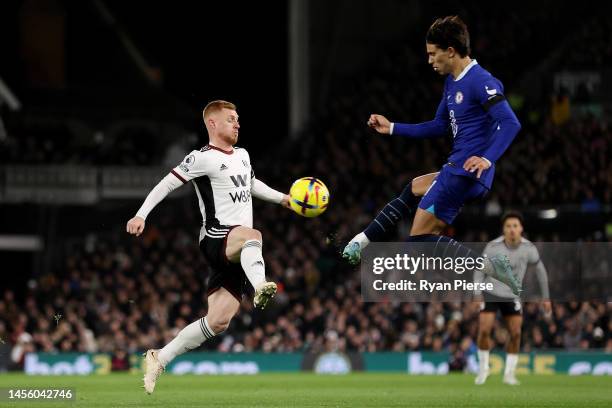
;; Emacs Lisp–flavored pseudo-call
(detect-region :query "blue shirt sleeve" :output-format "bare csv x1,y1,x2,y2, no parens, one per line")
474,77,521,163
392,92,449,139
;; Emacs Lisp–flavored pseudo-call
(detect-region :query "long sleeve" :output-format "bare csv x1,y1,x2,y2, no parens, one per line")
251,178,284,203
481,100,521,163
534,260,550,300
391,93,449,139
135,173,184,220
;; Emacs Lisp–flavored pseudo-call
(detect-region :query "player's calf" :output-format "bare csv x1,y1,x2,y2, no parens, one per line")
343,179,428,265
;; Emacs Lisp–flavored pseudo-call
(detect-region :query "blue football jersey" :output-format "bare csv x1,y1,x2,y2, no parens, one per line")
442,60,506,188
393,60,521,190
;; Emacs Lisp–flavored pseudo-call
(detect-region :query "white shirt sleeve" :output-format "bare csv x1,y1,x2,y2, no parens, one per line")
172,150,208,183
135,173,185,220
534,260,550,300
530,246,550,299
251,178,285,203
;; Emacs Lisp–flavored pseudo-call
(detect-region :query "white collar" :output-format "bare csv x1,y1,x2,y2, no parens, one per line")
454,59,478,81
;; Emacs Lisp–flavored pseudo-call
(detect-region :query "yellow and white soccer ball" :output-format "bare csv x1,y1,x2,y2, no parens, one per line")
289,177,330,217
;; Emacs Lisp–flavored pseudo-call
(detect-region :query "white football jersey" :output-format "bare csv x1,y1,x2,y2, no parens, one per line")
482,236,542,299
171,144,255,241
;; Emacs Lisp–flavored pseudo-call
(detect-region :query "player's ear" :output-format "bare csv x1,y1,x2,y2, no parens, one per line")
447,47,456,58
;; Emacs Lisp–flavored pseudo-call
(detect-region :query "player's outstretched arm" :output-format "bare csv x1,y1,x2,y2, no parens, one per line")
371,93,449,139
251,178,290,209
126,173,184,236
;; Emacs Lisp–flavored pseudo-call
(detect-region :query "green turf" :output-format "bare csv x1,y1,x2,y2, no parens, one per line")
0,373,610,407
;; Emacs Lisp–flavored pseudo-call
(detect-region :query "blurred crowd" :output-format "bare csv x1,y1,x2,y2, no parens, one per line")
1,213,610,371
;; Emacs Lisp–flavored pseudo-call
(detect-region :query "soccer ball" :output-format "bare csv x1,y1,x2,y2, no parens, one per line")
289,177,330,217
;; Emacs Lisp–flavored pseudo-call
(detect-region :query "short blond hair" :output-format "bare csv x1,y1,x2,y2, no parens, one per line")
203,100,237,121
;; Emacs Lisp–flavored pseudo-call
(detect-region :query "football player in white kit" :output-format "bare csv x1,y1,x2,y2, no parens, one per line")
473,211,552,386
126,100,290,393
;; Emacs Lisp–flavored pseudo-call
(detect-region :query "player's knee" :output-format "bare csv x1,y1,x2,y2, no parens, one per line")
207,316,231,334
478,325,493,338
245,228,262,243
509,329,521,343
478,329,491,341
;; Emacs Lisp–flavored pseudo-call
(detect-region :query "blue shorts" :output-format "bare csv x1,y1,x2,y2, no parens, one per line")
418,165,489,225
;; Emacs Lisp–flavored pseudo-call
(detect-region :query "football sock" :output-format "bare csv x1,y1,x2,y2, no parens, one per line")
158,317,216,367
363,182,419,243
407,234,497,275
504,353,518,377
478,349,490,373
240,239,266,289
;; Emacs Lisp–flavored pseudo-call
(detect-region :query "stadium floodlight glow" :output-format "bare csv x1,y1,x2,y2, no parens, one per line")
538,209,558,219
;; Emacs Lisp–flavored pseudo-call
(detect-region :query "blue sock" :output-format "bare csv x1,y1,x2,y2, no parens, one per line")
364,182,419,241
407,234,480,260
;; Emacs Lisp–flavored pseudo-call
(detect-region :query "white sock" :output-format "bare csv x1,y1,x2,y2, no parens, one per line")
505,353,518,377
351,232,371,249
157,317,216,367
477,349,490,373
240,240,266,289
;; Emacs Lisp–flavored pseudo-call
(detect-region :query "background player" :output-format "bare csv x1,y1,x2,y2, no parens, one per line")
342,16,522,293
126,100,290,393
473,211,552,385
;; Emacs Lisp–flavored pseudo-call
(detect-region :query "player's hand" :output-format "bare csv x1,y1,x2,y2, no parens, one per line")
126,216,145,237
367,114,391,134
541,300,552,317
281,194,291,209
463,156,491,178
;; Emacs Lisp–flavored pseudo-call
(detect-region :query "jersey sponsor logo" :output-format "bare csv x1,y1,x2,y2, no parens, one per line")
229,189,251,203
449,110,458,137
485,85,497,95
220,164,228,171
230,174,248,187
455,91,464,104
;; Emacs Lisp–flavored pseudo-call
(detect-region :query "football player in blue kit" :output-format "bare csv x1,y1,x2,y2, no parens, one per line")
343,16,522,294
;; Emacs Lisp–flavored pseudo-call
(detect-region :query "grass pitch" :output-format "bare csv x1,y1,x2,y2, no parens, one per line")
0,373,610,407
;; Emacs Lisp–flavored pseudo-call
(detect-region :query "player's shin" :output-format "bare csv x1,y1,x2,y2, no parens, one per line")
240,239,266,289
344,183,419,264
362,182,419,243
157,317,217,367
475,349,490,385
503,353,520,385
478,349,490,373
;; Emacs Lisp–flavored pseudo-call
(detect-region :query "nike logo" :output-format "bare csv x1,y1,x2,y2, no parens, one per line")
220,164,228,171
485,86,497,95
